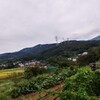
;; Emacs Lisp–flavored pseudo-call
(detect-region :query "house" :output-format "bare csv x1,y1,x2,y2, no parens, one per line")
18,63,24,67
68,58,72,60
72,58,77,62
82,52,88,56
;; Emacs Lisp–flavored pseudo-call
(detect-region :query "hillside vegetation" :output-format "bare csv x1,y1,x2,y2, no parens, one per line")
59,67,100,100
0,67,99,100
0,40,100,100
0,41,100,65
35,41,100,60
0,44,56,63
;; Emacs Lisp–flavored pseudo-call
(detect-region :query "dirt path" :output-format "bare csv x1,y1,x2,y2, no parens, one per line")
15,83,64,100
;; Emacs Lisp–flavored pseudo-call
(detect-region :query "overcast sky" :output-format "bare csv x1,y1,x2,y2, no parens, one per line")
0,0,100,53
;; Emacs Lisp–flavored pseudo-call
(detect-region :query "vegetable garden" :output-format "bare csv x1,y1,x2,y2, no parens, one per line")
11,68,77,98
58,67,100,100
0,66,100,100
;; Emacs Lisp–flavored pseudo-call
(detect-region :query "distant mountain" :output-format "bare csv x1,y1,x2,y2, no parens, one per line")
91,35,100,40
35,41,100,60
0,40,100,64
0,44,56,63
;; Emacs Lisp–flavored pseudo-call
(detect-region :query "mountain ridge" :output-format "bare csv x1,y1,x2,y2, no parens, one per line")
91,35,100,40
0,35,100,63
0,44,56,63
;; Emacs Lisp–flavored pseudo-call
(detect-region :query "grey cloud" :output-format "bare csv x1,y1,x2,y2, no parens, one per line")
84,28,100,39
0,0,100,53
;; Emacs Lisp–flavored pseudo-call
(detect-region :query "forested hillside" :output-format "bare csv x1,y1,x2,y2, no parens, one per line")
35,41,100,60
0,40,100,67
0,44,56,63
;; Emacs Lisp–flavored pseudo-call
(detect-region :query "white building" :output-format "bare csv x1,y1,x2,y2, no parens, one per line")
82,52,88,56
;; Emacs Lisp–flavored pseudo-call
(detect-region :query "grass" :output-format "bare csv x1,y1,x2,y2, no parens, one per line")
0,68,24,100
0,79,13,100
0,68,24,80
0,67,50,100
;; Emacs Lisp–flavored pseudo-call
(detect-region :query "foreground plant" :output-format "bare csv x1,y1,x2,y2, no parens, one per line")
59,67,100,100
11,68,77,98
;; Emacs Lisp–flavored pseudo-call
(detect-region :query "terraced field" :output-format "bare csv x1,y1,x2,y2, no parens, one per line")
0,68,24,79
0,67,99,100
15,83,64,100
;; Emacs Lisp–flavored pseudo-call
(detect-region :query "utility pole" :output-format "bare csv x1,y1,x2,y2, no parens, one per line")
62,37,65,42
55,36,59,45
67,38,69,43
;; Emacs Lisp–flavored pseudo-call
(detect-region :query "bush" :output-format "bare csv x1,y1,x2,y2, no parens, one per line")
60,90,89,100
89,96,99,100
92,70,100,96
0,93,11,100
59,67,100,100
24,66,47,79
11,68,77,98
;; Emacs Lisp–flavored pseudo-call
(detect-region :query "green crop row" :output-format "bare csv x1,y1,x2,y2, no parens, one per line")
11,68,77,98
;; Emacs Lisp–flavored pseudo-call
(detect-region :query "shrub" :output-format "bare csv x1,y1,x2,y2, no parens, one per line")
24,66,47,79
59,67,100,100
89,96,99,100
0,93,11,100
60,89,89,100
11,68,77,98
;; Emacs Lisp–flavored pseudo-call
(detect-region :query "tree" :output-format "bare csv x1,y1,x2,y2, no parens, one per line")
77,47,100,66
